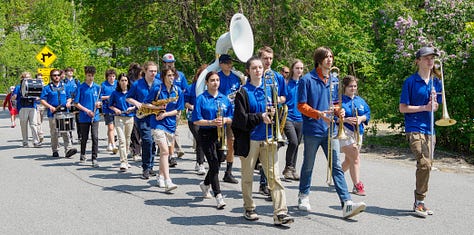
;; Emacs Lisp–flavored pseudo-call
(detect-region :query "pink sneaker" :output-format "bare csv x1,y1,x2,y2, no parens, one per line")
352,182,366,196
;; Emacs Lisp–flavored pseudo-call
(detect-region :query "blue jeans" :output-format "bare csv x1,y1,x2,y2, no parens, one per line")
299,135,351,206
137,117,154,171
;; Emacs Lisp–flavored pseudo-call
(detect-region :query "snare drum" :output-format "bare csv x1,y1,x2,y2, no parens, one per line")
21,79,43,98
55,112,75,133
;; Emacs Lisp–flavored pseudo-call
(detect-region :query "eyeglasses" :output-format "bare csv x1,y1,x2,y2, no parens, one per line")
51,74,61,77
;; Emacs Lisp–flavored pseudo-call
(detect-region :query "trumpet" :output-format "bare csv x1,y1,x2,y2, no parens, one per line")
216,101,227,151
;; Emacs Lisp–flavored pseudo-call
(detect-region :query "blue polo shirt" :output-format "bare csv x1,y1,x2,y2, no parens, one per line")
185,82,197,105
156,70,188,93
400,72,442,134
218,71,241,96
341,95,371,134
144,84,184,133
241,80,274,141
40,82,68,118
127,77,162,103
109,90,134,117
74,82,102,123
297,68,339,137
101,80,117,114
286,78,302,122
192,91,233,129
64,77,80,100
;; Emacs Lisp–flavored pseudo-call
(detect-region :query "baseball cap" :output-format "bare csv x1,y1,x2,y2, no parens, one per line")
415,47,439,59
219,54,232,63
162,53,176,63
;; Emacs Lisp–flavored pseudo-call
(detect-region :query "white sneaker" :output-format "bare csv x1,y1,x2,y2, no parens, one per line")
165,180,178,192
127,163,132,169
119,162,127,171
342,200,366,218
199,181,212,199
133,155,142,161
215,193,226,209
298,194,311,211
197,164,206,175
194,162,200,171
107,144,113,152
157,176,165,188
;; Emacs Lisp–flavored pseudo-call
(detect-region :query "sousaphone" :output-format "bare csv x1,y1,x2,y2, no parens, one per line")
195,13,254,96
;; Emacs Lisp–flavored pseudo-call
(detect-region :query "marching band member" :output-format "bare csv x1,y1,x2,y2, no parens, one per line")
12,72,41,148
101,69,118,154
127,63,143,161
185,64,207,175
232,56,294,225
144,67,183,192
3,86,18,128
160,53,188,166
339,75,371,196
109,73,135,172
40,69,77,158
64,67,82,143
127,61,162,179
193,71,231,209
217,54,240,184
296,46,366,218
282,59,304,181
74,66,102,167
399,46,441,218
257,46,287,196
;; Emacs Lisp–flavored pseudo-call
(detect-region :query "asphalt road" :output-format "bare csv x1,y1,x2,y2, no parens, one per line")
0,111,472,234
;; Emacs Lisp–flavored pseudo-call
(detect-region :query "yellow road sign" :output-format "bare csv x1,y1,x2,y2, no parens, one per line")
38,68,54,85
35,46,57,67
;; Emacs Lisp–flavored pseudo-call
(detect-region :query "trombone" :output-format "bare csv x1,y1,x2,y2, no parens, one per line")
263,69,279,190
216,100,228,151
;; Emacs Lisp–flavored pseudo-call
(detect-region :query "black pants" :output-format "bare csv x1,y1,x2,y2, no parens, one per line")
199,128,225,196
283,120,303,168
188,121,205,164
130,121,141,156
79,121,99,160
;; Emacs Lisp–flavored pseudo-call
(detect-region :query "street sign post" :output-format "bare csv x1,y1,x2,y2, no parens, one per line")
35,46,57,68
148,46,163,70
38,68,54,85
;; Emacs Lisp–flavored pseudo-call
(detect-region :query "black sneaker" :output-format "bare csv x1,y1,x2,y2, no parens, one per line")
142,169,150,179
223,172,239,184
259,185,270,196
52,152,59,158
65,148,77,158
149,169,157,176
273,214,295,225
244,210,259,221
169,157,178,167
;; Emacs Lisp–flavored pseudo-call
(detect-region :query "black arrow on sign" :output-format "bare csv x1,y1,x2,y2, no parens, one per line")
41,52,52,62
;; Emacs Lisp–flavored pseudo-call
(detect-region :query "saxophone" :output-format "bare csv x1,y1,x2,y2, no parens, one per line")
136,96,179,119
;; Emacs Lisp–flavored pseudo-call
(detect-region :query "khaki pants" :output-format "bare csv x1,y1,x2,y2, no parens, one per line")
115,116,134,163
19,107,40,145
240,140,288,216
407,132,435,201
48,118,72,154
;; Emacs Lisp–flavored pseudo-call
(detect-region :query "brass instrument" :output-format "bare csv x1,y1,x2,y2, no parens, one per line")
264,69,285,143
433,59,456,127
354,107,361,148
334,68,348,140
216,101,228,151
136,96,179,119
279,104,288,137
326,67,336,185
263,69,279,191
